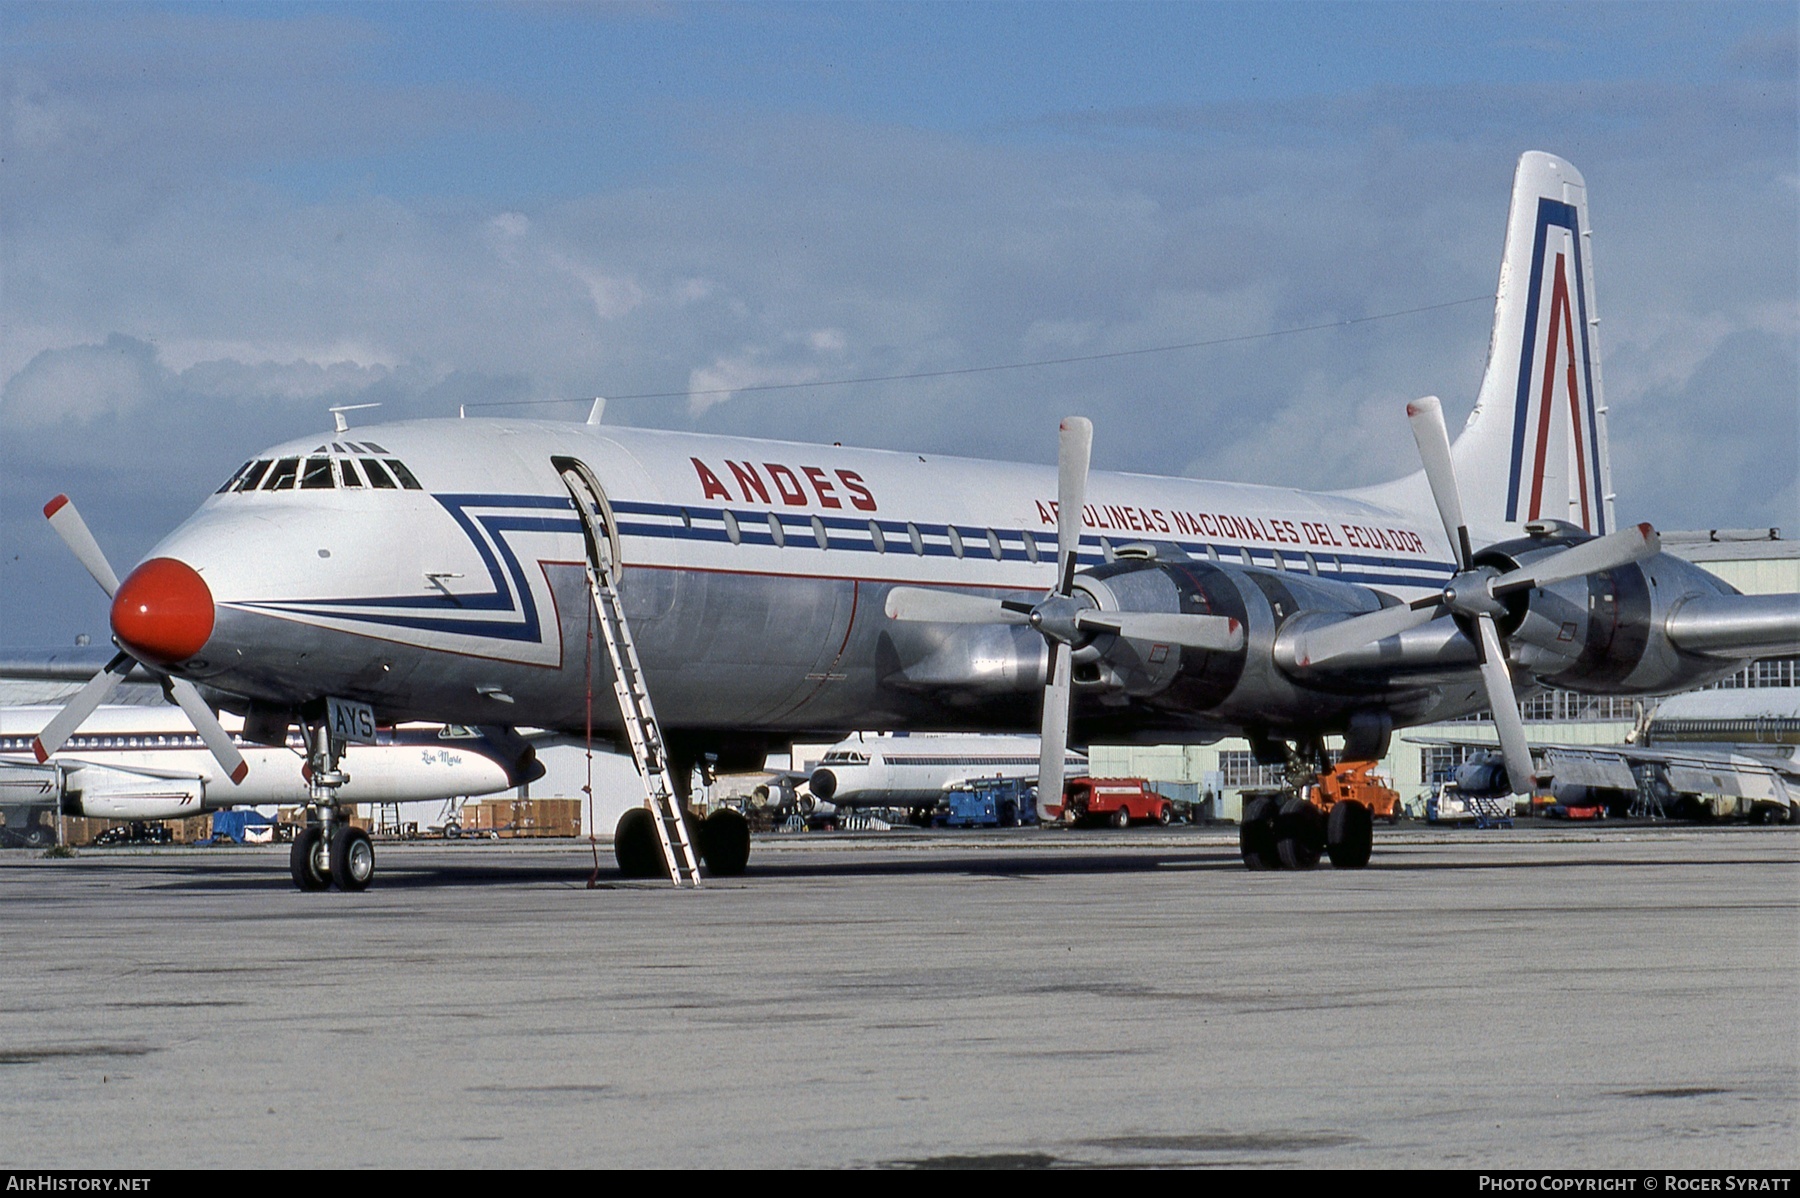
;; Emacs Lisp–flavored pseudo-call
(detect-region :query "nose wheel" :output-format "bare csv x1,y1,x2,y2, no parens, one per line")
290,826,328,891
289,822,374,891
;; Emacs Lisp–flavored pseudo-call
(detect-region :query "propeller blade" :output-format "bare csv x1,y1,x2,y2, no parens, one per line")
43,495,121,598
166,677,249,785
1492,523,1660,595
1055,417,1093,594
32,652,134,761
1075,609,1246,651
1036,640,1073,823
883,586,1030,625
1286,597,1444,667
1405,397,1473,570
1474,615,1537,796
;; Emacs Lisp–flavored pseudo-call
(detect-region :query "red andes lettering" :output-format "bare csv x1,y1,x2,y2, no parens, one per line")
725,461,770,504
1036,499,1056,525
1150,509,1170,533
691,458,731,501
835,469,877,512
764,463,808,505
801,466,842,508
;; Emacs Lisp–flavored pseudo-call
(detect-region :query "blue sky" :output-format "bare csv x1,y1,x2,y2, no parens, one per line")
2,1,1795,644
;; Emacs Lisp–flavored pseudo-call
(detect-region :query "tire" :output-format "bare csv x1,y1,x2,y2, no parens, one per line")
1276,797,1323,870
1156,805,1171,826
289,826,328,891
1239,796,1281,870
701,808,751,876
613,807,662,878
21,823,54,850
1326,800,1374,869
329,826,374,891
1111,806,1131,829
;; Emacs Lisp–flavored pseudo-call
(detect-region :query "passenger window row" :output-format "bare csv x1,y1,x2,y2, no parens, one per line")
669,506,1342,576
686,509,1054,560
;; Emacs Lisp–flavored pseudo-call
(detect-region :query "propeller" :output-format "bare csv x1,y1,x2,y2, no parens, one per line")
883,418,1243,822
1289,396,1659,795
1036,417,1091,821
34,495,248,784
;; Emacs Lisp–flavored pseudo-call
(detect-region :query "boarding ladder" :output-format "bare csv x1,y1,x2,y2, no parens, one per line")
559,461,702,887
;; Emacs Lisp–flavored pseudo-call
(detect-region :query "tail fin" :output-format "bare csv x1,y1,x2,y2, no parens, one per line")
1450,151,1614,535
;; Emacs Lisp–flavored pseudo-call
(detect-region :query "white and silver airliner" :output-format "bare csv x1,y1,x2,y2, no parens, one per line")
25,152,1800,887
804,733,1088,811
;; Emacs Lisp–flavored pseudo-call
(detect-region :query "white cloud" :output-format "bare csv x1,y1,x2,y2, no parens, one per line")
2,335,161,428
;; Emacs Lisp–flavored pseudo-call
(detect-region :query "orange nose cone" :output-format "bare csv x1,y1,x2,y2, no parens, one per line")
111,557,215,665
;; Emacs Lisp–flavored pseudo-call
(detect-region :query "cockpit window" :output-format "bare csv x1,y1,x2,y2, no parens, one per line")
220,451,420,495
384,459,423,490
233,460,272,492
216,462,253,494
262,458,301,490
300,457,336,489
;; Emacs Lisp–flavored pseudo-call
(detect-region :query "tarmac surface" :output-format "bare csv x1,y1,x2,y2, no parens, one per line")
2,822,1796,1170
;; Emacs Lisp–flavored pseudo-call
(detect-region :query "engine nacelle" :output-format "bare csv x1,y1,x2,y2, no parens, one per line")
1474,523,1751,697
1075,554,1427,738
64,769,207,820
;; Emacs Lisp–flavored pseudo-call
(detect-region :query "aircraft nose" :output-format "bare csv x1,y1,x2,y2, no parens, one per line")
111,557,216,665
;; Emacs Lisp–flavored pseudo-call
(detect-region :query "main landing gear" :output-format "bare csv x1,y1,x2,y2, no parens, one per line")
611,750,750,880
1237,739,1382,871
613,805,751,879
1239,793,1374,871
288,721,374,892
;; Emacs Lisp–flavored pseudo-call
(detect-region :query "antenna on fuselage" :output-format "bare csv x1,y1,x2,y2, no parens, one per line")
586,397,606,425
329,403,381,433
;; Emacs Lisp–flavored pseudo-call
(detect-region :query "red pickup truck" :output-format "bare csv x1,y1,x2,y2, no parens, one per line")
1062,778,1171,828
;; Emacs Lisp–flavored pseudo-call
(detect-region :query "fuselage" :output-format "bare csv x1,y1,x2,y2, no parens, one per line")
151,419,1461,738
133,416,1745,754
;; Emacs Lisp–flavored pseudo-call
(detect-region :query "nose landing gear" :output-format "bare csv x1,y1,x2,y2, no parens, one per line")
288,721,374,892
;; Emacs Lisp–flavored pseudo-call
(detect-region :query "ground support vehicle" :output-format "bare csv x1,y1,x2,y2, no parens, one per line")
932,778,1036,828
1310,761,1402,823
1239,760,1392,870
1425,784,1514,828
1062,778,1171,828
